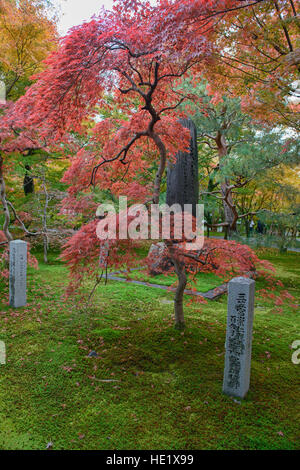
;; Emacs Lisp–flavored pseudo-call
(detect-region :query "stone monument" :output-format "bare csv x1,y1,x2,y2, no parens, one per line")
166,118,199,217
223,276,255,399
9,240,27,308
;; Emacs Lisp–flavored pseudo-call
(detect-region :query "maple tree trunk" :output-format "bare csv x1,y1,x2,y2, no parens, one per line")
151,129,188,327
43,239,48,263
0,154,13,242
151,131,167,204
173,256,187,330
41,177,49,263
151,126,187,327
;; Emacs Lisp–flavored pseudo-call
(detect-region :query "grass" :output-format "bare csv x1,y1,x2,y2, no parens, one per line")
0,248,299,450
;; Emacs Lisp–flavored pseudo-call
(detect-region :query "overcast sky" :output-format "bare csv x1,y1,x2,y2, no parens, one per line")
53,0,115,35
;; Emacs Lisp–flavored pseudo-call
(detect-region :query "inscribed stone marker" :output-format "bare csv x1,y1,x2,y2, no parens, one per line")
9,240,27,308
166,118,199,217
223,276,255,399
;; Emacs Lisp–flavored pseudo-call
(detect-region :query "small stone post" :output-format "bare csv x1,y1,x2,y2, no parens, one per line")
0,341,5,365
223,277,255,399
9,240,27,308
0,80,6,105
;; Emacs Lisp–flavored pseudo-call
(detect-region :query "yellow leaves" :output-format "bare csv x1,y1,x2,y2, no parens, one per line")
0,0,58,100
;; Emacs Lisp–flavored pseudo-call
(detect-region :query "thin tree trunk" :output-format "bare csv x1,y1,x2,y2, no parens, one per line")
221,179,237,236
151,131,167,204
216,132,238,238
245,218,250,238
151,125,189,327
43,239,48,263
0,154,13,241
165,239,187,329
41,175,49,264
173,257,187,329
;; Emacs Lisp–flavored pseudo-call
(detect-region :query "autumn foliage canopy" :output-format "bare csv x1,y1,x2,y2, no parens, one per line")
1,0,296,322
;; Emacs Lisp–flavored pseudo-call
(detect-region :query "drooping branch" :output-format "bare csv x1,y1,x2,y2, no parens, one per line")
7,201,42,237
273,0,294,53
0,154,12,241
90,131,148,186
90,57,180,203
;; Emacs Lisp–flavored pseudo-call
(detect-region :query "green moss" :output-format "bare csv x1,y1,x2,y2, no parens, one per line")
91,328,123,341
0,249,299,449
117,269,222,292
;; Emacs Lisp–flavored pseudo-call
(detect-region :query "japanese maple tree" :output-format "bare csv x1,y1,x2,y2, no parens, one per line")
5,0,285,327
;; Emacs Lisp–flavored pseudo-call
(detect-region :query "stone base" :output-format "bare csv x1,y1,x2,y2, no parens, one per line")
147,242,173,275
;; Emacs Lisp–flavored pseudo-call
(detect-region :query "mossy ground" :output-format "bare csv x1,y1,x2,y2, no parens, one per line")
115,269,221,292
0,248,299,450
